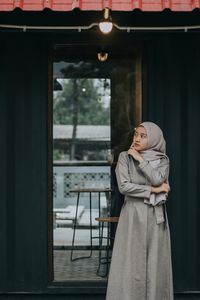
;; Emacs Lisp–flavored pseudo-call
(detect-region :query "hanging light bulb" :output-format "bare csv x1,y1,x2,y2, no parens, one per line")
99,22,113,34
97,52,108,62
99,8,113,34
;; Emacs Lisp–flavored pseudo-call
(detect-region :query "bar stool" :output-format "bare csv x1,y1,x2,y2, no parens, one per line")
95,216,119,277
70,188,112,261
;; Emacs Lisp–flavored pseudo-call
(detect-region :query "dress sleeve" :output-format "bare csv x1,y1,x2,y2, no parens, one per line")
138,158,169,186
115,152,151,199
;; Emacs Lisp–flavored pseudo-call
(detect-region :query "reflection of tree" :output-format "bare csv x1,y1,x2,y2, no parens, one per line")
53,77,110,159
53,79,110,125
71,79,78,160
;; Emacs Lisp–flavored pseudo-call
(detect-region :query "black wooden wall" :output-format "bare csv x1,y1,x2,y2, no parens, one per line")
146,34,200,293
0,34,49,292
0,30,200,299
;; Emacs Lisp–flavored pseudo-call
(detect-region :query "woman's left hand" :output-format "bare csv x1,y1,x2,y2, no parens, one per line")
128,147,144,163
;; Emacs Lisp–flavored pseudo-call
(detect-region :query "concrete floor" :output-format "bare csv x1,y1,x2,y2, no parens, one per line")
53,208,110,282
54,250,109,281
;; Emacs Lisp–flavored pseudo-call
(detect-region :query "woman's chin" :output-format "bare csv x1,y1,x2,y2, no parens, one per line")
134,145,141,151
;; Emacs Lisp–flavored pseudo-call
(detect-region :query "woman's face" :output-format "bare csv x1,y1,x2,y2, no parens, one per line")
132,126,148,151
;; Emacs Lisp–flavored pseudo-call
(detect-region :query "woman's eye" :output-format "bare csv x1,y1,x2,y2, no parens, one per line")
141,134,147,139
134,132,147,139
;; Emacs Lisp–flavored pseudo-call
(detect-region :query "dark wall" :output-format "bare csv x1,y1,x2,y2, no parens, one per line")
0,34,49,292
146,35,200,292
0,30,200,299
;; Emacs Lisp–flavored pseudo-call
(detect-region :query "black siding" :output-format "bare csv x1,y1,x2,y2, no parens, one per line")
0,31,200,299
146,35,200,292
0,35,48,292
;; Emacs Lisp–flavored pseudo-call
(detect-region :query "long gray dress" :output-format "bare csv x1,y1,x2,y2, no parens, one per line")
106,151,173,300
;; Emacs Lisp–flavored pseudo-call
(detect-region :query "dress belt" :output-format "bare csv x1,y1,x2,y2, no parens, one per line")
144,199,166,224
154,205,165,225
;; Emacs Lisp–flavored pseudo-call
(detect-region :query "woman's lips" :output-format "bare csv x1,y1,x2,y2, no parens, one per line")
134,143,140,147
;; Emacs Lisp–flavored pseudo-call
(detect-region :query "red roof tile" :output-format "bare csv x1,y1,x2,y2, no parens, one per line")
0,0,199,12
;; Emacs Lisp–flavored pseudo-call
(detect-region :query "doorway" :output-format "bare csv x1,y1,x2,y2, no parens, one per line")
51,42,143,282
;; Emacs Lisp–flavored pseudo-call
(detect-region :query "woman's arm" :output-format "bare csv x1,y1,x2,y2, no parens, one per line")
128,148,169,186
151,182,170,194
115,152,151,199
138,158,169,186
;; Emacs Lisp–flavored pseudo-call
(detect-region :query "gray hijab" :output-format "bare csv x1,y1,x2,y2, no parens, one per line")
138,121,169,161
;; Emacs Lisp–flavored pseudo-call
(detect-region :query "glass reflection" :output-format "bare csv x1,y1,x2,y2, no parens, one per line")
53,62,111,281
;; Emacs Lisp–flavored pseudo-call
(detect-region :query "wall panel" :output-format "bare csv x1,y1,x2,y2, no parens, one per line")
146,35,200,292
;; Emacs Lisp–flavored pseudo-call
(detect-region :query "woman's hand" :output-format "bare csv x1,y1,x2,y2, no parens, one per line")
151,182,170,194
128,147,144,163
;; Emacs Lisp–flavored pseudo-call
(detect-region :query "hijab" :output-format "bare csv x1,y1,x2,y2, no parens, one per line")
138,121,169,162
139,122,169,213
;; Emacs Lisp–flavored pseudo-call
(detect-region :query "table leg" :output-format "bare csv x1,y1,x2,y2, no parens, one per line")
98,192,101,245
106,221,110,276
88,191,92,258
70,192,80,261
70,192,92,261
96,221,104,276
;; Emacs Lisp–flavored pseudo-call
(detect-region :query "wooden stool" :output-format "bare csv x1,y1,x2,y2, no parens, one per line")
95,216,119,277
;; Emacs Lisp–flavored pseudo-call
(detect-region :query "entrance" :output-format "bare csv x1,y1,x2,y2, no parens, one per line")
51,42,143,282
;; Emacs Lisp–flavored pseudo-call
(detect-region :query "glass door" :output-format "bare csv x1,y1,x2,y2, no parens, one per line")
51,43,142,282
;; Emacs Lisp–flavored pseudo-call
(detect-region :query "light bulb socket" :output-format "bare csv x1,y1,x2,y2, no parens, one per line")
104,8,110,20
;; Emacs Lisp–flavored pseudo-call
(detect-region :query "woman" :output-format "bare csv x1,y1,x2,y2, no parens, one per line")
106,121,173,300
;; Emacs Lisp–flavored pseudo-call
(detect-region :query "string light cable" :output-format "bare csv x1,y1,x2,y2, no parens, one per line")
0,22,200,32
